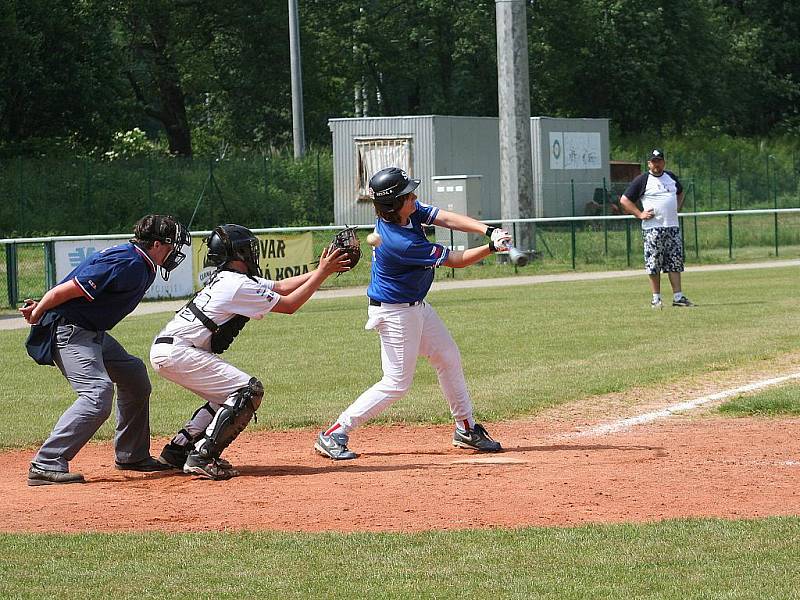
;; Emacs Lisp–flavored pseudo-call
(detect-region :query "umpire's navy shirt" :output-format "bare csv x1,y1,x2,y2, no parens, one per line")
52,243,157,331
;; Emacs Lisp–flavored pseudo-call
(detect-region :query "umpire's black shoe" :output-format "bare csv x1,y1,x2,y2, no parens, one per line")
452,424,502,452
115,456,173,472
157,442,190,469
27,465,85,486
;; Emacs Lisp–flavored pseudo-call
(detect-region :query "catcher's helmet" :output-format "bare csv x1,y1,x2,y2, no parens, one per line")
132,214,191,281
368,167,420,209
206,224,262,277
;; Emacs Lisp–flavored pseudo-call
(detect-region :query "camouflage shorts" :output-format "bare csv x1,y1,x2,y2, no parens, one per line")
642,227,684,274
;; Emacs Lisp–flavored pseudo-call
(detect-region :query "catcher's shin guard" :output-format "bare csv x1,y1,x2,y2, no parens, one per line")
195,378,263,459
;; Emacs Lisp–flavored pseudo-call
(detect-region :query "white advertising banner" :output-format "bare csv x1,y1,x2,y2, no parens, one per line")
549,132,602,170
54,239,194,299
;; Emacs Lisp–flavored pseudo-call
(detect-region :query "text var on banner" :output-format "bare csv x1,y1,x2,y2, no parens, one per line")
193,232,315,289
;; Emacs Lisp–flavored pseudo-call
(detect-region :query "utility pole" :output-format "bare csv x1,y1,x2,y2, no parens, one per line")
288,0,306,158
495,0,535,252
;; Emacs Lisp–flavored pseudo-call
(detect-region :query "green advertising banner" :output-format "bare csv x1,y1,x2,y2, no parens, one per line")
193,232,315,289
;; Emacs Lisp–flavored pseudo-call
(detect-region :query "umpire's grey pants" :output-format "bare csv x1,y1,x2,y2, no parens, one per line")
32,324,153,472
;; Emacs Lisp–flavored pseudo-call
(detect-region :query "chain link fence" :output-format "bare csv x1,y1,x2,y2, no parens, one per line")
3,209,799,309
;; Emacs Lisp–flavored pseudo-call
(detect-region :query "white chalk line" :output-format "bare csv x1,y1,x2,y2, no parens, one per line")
567,372,800,438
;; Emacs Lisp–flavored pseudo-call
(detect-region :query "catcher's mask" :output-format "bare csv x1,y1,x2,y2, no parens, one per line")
206,224,262,277
132,214,191,281
368,167,420,212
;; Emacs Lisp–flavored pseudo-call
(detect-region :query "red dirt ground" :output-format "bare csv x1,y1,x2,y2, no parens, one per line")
2,416,798,533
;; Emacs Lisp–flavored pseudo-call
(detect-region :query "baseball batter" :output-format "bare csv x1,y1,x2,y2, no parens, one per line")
150,224,349,480
315,167,511,460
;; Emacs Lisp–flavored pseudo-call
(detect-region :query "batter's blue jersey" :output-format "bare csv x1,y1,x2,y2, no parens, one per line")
52,242,157,331
367,201,450,303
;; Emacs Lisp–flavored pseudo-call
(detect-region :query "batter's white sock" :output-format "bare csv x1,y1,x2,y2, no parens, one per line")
324,422,349,436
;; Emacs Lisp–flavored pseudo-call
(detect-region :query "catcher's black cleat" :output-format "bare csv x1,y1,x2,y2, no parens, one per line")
452,423,502,452
314,431,357,460
158,442,190,469
183,451,238,480
115,456,173,472
27,465,85,486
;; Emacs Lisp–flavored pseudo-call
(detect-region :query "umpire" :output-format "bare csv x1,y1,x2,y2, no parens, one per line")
19,215,190,485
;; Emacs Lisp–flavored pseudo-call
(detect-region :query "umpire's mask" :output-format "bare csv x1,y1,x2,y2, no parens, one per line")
133,215,191,281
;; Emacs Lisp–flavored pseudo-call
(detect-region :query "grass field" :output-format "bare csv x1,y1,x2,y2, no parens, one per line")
1,518,799,599
3,266,800,450
2,264,799,598
719,382,800,416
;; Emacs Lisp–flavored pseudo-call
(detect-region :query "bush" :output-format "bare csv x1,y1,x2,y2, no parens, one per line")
0,148,333,236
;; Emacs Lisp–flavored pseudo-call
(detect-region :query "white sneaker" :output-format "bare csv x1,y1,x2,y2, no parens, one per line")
651,299,663,310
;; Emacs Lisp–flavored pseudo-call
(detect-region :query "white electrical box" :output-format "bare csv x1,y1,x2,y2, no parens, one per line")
431,175,483,250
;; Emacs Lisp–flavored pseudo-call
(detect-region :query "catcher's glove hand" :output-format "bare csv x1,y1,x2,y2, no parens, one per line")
329,226,361,271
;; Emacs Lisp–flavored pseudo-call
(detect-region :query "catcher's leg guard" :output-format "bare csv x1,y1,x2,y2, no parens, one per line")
195,378,263,459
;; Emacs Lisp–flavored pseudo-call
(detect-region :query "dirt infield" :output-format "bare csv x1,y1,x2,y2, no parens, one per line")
2,413,798,533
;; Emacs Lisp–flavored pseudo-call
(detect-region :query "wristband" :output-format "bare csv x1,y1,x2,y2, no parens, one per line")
488,241,497,252
485,226,496,238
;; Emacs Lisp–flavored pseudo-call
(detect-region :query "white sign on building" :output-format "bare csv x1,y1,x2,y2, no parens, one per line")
549,132,602,170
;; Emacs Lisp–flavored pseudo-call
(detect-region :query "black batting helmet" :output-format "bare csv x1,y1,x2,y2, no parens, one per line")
205,224,262,277
368,167,420,209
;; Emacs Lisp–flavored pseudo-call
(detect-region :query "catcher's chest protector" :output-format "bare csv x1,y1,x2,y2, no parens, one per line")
187,301,250,354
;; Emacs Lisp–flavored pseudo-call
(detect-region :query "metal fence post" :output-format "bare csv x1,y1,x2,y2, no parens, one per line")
727,177,733,259
570,180,576,270
449,228,455,279
44,241,57,289
6,243,18,307
625,218,631,267
774,168,779,257
692,182,699,259
512,221,518,274
602,177,608,257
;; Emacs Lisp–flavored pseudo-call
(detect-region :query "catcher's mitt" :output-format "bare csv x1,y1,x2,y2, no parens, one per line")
329,226,362,270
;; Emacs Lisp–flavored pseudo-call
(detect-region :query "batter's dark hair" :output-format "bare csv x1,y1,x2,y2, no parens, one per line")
373,194,410,224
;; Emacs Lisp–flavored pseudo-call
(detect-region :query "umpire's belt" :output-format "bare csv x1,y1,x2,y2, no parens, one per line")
154,336,174,344
369,298,422,307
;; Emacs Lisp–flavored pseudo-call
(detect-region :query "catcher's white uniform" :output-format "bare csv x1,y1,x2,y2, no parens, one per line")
149,270,280,438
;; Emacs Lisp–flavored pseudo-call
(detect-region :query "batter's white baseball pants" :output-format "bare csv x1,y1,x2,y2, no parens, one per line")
336,301,474,432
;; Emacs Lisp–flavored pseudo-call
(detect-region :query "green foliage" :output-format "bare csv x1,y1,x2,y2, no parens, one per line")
103,128,168,161
0,149,334,237
1,518,799,598
2,0,800,154
612,132,800,209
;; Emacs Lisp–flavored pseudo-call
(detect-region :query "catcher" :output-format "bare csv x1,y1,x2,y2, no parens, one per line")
150,223,353,480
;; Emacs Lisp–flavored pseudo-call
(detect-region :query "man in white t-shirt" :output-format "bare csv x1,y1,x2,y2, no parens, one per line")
620,148,694,309
149,224,349,480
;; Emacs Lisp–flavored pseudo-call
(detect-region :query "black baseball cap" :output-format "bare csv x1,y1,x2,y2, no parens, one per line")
648,148,665,161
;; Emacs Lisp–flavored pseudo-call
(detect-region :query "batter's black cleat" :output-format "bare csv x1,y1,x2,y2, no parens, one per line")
452,423,502,452
314,431,357,460
115,456,173,472
183,451,236,480
27,465,85,486
158,442,190,469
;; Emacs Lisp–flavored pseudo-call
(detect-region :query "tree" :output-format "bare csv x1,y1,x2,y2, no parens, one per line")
0,0,132,152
